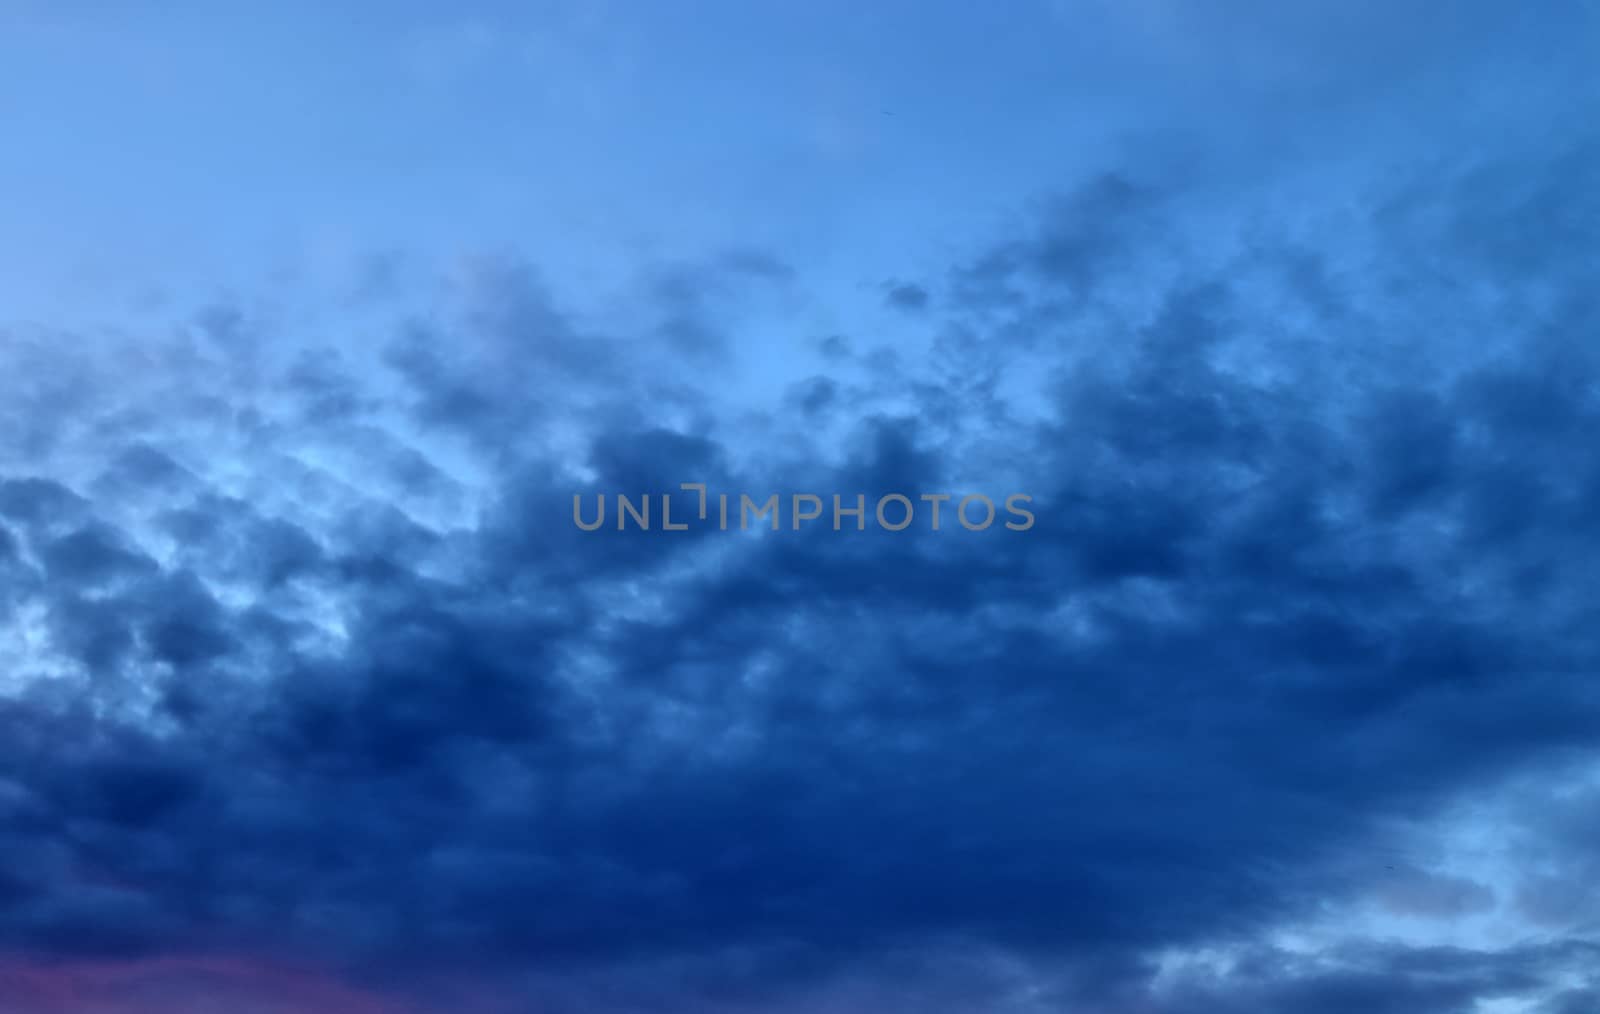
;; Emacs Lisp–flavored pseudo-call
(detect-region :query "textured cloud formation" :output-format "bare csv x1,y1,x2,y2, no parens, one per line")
3,2,1599,1012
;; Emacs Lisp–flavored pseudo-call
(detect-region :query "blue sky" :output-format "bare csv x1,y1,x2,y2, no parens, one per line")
2,2,1599,1012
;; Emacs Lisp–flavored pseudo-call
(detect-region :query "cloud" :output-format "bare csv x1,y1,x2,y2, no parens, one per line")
1,11,1597,1010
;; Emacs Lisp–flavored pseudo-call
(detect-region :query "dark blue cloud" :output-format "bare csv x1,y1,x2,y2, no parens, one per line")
1,4,1598,1012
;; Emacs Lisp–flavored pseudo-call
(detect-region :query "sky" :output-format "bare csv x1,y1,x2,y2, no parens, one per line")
1,1,1599,1011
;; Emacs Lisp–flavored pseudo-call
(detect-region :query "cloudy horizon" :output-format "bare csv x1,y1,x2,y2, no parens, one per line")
2,2,1599,1011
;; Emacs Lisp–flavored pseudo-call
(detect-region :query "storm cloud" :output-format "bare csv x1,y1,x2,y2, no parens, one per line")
2,1,1598,1011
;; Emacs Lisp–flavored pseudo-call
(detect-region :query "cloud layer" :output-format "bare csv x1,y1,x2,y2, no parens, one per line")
2,2,1598,1011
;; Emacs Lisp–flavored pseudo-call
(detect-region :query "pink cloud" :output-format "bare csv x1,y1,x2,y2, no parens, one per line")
0,953,424,1014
